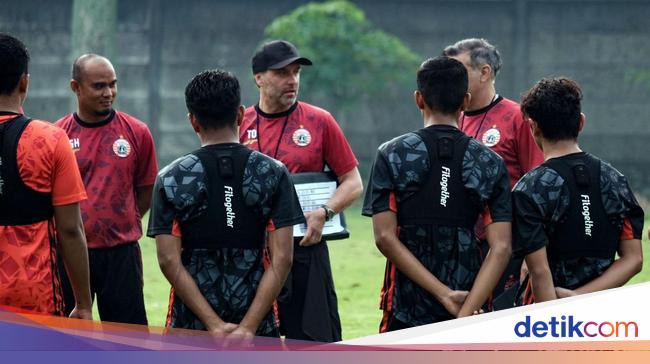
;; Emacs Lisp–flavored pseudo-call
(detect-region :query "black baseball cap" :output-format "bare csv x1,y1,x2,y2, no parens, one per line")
252,40,313,74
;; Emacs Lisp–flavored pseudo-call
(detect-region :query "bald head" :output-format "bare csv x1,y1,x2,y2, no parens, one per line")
72,54,114,82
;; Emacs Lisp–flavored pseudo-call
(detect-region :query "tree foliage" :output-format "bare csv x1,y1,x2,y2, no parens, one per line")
263,0,421,111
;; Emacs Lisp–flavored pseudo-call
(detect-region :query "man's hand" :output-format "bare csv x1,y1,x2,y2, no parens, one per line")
298,208,326,246
207,322,238,336
225,325,256,347
69,306,92,320
440,290,469,317
555,287,577,299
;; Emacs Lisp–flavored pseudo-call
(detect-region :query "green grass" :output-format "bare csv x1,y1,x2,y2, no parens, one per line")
134,211,649,340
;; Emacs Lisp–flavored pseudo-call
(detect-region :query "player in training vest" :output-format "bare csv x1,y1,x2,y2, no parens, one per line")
513,77,644,302
148,70,304,338
363,57,512,331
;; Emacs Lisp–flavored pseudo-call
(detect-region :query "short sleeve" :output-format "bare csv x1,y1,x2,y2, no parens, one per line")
322,113,358,177
267,166,306,230
362,149,394,216
615,176,644,240
146,174,175,237
146,155,207,237
512,189,549,258
485,158,512,223
135,125,158,187
51,128,87,206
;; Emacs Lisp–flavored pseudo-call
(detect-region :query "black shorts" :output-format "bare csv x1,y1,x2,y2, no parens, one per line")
59,241,147,325
277,240,341,342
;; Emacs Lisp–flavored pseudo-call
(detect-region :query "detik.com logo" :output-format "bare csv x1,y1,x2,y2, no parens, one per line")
514,315,638,338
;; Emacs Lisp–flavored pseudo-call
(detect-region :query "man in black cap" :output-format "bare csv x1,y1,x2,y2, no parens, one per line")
240,40,363,342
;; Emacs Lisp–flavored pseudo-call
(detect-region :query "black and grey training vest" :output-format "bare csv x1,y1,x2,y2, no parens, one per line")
180,145,266,250
397,127,480,229
0,114,53,225
543,153,620,262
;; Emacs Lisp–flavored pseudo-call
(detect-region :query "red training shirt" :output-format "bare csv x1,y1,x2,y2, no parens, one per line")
55,110,158,249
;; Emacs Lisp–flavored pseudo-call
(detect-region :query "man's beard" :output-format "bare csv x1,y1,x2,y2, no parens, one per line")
94,108,113,117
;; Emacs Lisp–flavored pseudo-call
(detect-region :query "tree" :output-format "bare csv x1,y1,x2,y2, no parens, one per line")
263,0,421,115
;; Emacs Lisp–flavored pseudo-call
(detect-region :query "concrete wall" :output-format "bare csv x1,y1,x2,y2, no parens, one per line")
2,0,649,196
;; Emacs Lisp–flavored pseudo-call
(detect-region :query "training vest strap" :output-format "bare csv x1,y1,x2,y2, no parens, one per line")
397,127,479,229
181,146,266,250
0,115,54,225
543,154,620,260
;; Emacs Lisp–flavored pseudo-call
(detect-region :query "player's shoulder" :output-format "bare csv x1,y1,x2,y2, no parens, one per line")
247,149,288,175
114,110,151,131
24,118,68,142
377,131,425,156
465,137,504,163
158,153,204,180
53,113,74,127
513,164,563,194
298,101,335,120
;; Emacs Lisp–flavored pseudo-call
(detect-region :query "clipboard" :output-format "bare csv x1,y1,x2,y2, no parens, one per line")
290,172,350,241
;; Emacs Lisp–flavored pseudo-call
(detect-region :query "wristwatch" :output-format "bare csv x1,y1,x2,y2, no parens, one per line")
321,205,336,222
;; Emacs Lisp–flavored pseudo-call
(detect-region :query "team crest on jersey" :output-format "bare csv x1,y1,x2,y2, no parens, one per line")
292,127,311,147
482,127,501,147
112,137,131,158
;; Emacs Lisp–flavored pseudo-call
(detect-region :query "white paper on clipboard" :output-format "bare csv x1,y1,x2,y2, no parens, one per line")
292,180,345,237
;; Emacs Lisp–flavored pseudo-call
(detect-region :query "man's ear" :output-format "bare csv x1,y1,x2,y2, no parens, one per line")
254,73,264,89
236,105,245,127
578,112,586,132
480,64,493,83
461,92,472,111
70,79,80,94
414,90,425,110
18,73,29,94
528,117,542,139
188,113,201,133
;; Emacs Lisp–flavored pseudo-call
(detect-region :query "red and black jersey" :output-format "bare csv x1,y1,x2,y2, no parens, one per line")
239,101,358,176
55,110,158,249
460,96,543,188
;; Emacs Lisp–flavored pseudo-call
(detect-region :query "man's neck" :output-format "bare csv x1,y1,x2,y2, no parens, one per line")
422,110,460,128
0,94,23,114
541,139,582,160
467,85,497,112
198,128,239,147
76,108,111,123
258,95,291,115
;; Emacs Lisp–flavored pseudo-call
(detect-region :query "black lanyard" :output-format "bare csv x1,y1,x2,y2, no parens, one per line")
460,94,498,139
255,113,290,159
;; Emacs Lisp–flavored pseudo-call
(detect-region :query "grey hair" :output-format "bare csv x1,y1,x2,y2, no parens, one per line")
442,38,502,78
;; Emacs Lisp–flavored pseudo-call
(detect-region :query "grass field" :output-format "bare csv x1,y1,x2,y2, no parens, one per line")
132,209,649,340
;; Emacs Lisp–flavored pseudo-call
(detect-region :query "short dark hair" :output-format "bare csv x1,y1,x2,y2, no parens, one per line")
442,38,502,78
0,33,30,95
72,53,104,82
416,56,468,114
520,77,583,141
185,69,241,130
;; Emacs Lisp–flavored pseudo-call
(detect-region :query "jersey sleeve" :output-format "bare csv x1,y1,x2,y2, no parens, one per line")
267,165,306,230
511,189,548,258
362,149,394,216
322,113,358,177
614,174,644,240
146,155,207,237
514,114,544,175
135,125,158,187
51,128,87,206
146,174,176,237
485,157,512,223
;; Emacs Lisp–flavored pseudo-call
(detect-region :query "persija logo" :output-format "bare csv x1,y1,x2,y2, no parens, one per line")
514,315,639,338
